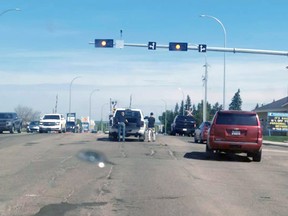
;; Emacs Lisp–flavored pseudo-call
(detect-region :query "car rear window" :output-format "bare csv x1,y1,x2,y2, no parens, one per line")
216,113,258,126
176,116,195,122
115,110,140,118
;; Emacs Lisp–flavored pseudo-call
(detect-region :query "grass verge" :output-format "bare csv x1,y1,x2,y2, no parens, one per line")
263,136,288,143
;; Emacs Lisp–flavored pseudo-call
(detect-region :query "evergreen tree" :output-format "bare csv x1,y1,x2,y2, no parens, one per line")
174,103,179,116
179,100,184,116
229,89,242,110
185,95,192,112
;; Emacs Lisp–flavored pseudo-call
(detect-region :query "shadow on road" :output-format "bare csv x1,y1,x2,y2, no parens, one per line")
184,151,252,162
97,137,144,142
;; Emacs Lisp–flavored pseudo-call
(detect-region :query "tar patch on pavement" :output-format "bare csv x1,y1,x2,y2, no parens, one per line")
33,201,107,216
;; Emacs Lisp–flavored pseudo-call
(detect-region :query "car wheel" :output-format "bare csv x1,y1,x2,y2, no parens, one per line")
10,126,15,134
138,135,145,142
206,144,214,159
252,150,262,162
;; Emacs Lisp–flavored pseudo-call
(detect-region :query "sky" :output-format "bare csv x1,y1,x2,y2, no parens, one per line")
0,0,287,121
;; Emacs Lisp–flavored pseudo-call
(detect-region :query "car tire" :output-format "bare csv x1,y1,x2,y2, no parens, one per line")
252,150,262,162
10,126,15,134
138,135,145,142
206,144,214,159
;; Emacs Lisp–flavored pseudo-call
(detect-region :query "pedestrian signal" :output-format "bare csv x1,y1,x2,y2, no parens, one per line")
169,42,188,51
95,39,114,48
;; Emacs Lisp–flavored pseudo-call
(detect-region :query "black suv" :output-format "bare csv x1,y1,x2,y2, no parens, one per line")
170,115,196,136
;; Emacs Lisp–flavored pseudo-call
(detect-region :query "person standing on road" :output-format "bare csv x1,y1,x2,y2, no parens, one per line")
116,111,128,142
145,112,156,142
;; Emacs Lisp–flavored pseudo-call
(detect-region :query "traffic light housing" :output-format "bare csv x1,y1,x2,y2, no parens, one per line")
169,42,188,51
95,39,114,48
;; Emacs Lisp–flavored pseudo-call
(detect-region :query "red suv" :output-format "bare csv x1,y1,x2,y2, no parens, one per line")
207,110,263,162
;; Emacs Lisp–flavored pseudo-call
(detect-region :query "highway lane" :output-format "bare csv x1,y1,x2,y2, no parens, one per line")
0,133,287,216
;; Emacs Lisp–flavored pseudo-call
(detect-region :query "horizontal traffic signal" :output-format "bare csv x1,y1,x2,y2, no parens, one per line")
95,39,114,48
169,42,188,51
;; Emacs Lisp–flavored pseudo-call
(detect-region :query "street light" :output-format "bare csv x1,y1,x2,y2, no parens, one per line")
69,76,81,113
178,87,185,115
0,8,21,16
89,89,100,121
101,103,109,132
203,55,209,122
161,99,167,135
200,14,227,110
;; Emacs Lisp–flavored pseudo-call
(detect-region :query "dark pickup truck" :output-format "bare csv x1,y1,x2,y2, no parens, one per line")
0,112,22,133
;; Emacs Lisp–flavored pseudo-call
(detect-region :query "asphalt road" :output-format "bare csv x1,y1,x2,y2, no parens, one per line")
0,132,287,216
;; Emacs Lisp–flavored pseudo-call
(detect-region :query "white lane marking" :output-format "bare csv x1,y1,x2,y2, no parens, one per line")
168,150,177,160
25,194,39,197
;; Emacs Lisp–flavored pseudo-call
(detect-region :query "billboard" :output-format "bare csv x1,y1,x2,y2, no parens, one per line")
267,112,288,132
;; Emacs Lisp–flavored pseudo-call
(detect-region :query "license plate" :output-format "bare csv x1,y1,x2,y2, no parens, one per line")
182,128,187,131
232,130,240,136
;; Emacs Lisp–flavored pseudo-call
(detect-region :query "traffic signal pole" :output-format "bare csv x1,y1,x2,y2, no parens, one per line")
122,43,288,56
90,40,288,56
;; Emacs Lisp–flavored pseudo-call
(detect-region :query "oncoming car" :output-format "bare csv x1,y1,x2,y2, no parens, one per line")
26,121,40,133
39,114,66,133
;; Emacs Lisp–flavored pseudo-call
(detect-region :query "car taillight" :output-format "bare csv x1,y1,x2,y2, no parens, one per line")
257,126,262,142
209,125,214,136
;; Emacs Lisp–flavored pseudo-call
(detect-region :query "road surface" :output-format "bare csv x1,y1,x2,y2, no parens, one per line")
0,132,287,216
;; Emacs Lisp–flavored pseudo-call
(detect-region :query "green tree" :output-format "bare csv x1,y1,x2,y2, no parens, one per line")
211,102,222,118
229,89,242,110
174,103,179,116
159,110,174,134
185,95,192,113
179,100,184,116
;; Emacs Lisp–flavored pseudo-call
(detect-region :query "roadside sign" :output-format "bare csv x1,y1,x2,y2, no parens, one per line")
148,42,156,50
198,44,207,52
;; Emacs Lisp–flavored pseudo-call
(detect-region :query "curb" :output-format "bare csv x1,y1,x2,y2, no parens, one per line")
263,140,288,147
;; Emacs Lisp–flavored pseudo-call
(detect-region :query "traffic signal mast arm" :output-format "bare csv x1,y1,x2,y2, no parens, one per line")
90,40,288,56
123,43,288,56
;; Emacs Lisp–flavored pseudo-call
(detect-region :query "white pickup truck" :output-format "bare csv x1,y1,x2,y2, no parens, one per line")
39,114,66,133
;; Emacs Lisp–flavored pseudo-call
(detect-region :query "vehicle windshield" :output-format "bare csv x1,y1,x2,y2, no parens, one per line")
66,122,75,126
0,113,12,119
29,121,39,125
43,115,60,120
